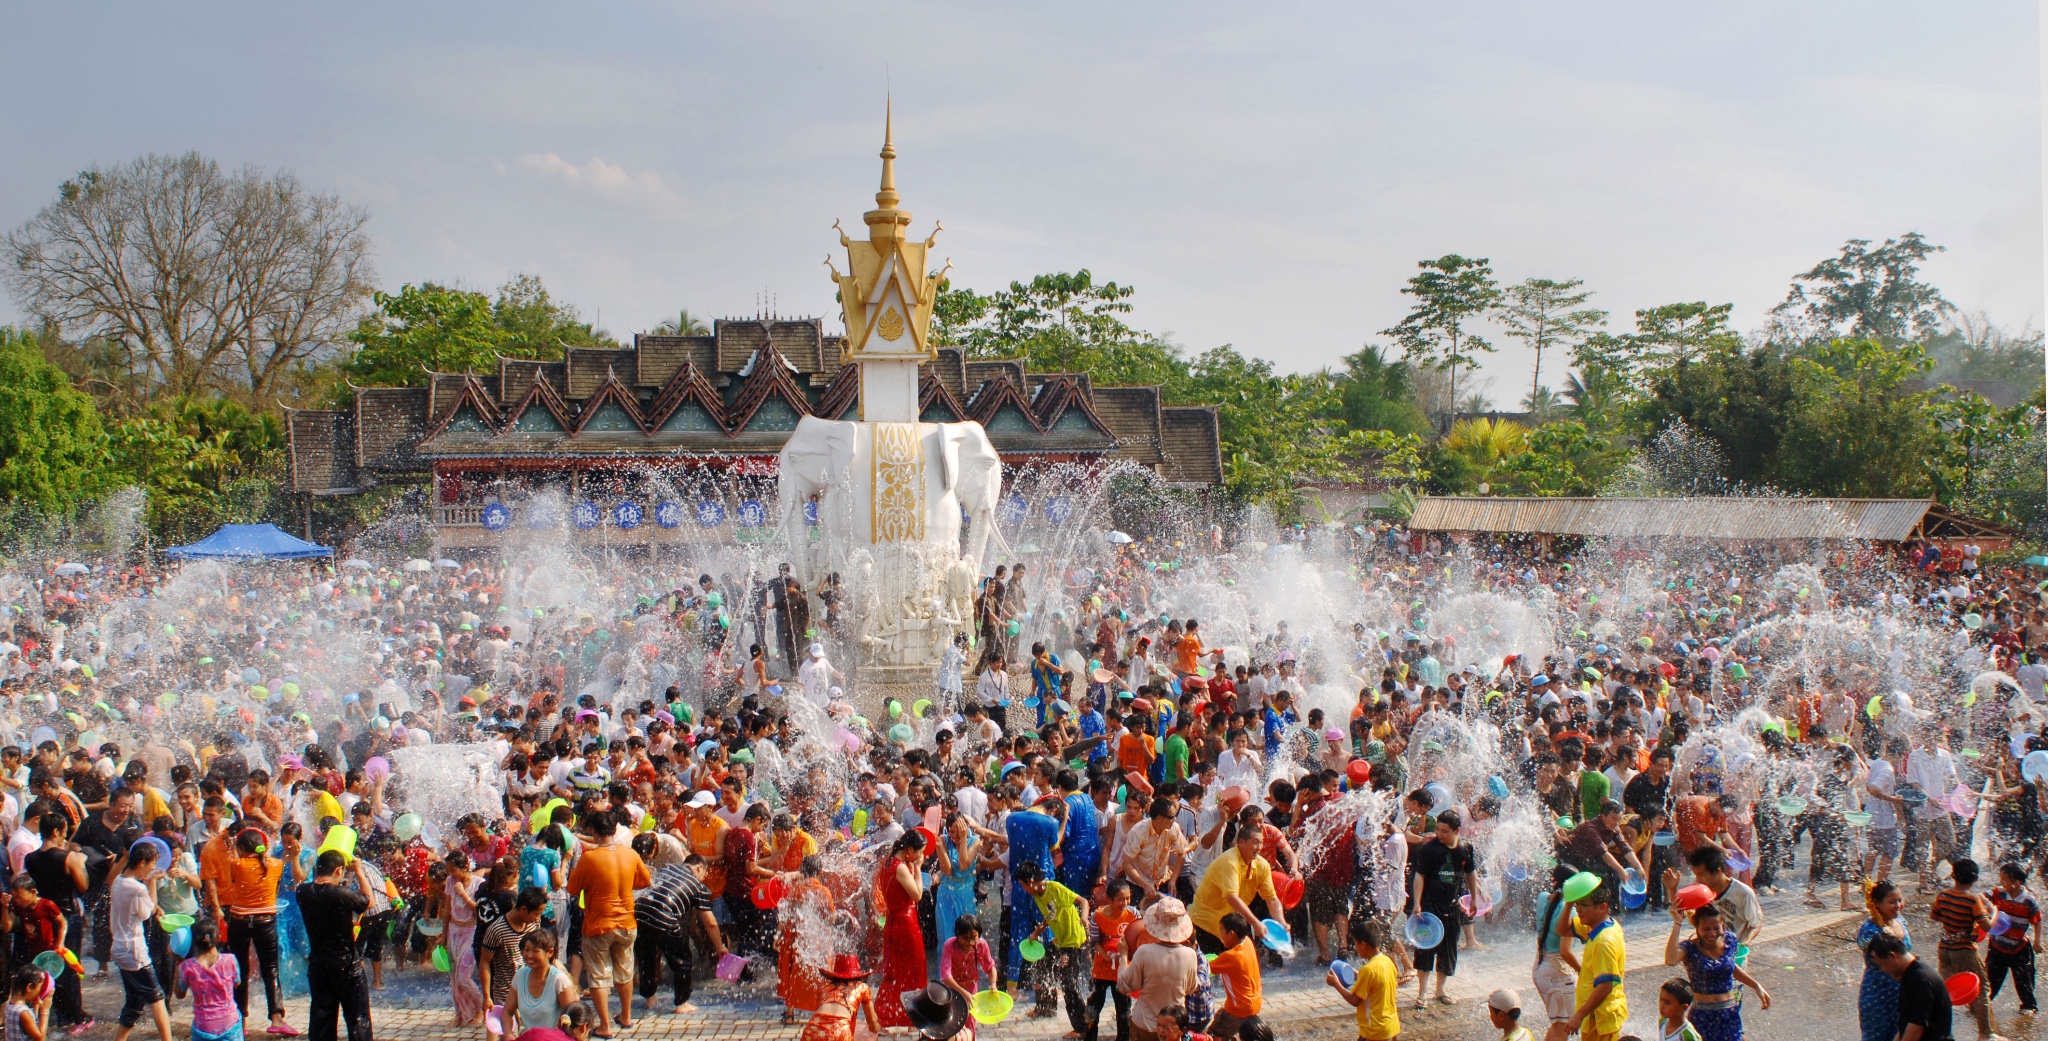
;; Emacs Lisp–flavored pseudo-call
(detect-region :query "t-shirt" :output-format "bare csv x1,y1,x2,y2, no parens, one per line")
1162,735,1190,785
1578,770,1610,822
635,865,712,939
1866,759,1899,830
567,843,652,935
1713,880,1763,943
221,854,284,916
723,826,758,901
1354,951,1399,1041
1031,882,1086,949
295,881,370,971
1932,889,1990,950
12,898,61,953
109,874,155,971
1208,937,1261,1018
1409,839,1475,911
1091,906,1139,980
1989,886,2041,954
480,915,537,1006
1896,956,1955,1041
1576,919,1629,1037
1191,849,1280,939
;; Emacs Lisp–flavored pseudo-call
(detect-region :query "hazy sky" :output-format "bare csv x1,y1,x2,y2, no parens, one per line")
2,2,2039,403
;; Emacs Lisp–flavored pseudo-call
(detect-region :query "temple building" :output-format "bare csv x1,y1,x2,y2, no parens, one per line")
286,324,1222,549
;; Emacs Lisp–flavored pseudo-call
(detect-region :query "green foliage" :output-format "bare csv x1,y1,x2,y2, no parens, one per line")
1383,255,1500,418
344,275,614,390
932,271,1184,388
1776,339,1935,497
1333,345,1430,436
1924,391,2045,530
1923,318,2046,398
1638,346,1799,489
653,308,710,335
1179,346,1371,511
1772,232,1952,342
0,327,113,513
108,396,286,544
1493,420,1617,496
1496,277,1606,399
1578,302,1742,387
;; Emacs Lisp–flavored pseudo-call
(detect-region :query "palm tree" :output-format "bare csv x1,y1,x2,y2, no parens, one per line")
654,309,709,335
1564,366,1626,430
1443,417,1529,468
1522,385,1561,423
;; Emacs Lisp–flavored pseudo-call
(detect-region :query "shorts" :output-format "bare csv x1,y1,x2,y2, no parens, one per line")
1869,827,1902,858
582,927,638,989
1411,910,1460,976
1533,952,1578,1022
1305,879,1350,924
118,965,164,1027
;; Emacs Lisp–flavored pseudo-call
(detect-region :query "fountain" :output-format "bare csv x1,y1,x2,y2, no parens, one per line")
777,105,1004,698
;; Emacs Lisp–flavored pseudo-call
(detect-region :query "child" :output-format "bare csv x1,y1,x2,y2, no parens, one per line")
1328,918,1399,1041
1655,978,1702,1041
1987,861,2041,1015
1932,857,1994,1039
9,876,81,1035
1207,913,1262,1039
6,967,51,1041
939,916,996,1005
175,928,241,1041
1086,881,1137,1041
1153,1005,1211,1041
1565,885,1628,1041
1016,862,1091,1033
1488,988,1533,1041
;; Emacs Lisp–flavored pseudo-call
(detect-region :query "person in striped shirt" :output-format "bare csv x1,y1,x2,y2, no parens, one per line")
1930,857,2002,1041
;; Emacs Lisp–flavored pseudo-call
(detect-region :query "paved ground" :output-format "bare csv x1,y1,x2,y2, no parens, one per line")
50,886,1882,1040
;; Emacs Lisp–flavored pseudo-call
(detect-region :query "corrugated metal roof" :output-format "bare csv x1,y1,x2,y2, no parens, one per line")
1407,496,1935,541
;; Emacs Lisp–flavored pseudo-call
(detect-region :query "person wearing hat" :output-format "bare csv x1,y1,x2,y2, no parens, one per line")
900,981,972,1040
798,644,843,710
802,954,879,1041
1488,988,1534,1041
1118,897,1198,1041
680,792,730,927
1564,883,1628,1041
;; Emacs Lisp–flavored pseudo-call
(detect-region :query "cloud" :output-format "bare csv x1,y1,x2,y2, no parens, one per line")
516,153,685,218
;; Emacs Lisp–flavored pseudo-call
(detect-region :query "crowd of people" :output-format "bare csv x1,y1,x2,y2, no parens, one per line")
0,520,2040,1041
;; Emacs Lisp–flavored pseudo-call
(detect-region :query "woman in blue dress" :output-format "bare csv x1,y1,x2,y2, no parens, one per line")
1663,900,1771,1041
274,822,318,998
933,813,979,949
1856,880,1911,1041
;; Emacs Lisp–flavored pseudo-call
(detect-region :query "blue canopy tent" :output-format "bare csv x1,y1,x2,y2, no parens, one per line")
164,523,332,560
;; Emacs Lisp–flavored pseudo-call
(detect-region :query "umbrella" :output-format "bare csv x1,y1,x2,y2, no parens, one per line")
2025,556,2048,568
53,563,89,576
435,559,460,569
342,559,374,570
1106,531,1134,545
402,559,433,572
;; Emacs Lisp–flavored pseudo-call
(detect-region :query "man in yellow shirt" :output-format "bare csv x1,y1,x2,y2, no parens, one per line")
1190,812,1282,953
1328,919,1399,1040
1566,884,1627,1041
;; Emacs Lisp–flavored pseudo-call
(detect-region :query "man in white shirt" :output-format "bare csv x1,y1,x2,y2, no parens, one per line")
1904,729,1959,889
952,770,988,829
1863,736,1909,882
798,644,842,708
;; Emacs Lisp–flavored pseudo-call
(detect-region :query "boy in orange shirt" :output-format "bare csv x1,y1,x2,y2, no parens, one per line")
1207,912,1263,1038
1085,879,1139,1041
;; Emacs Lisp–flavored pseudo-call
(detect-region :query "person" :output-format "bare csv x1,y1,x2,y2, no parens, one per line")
1859,880,1913,1041
1205,913,1262,1040
1984,862,2040,1017
219,828,290,1036
1409,808,1478,1007
564,807,650,1037
1005,793,1061,982
1190,810,1281,956
480,888,547,1016
515,998,600,1041
1117,898,1198,1041
1657,977,1703,1041
176,926,240,1041
24,813,90,1034
1660,901,1770,1041
5,967,52,1041
445,850,485,1027
940,916,995,1006
507,931,578,1039
774,857,828,1022
1868,930,1955,1041
1564,884,1626,1041
877,831,930,1030
1327,918,1398,1041
1665,846,1761,947
1531,866,1583,1041
633,846,724,1018
296,849,374,1041
1017,860,1089,1034
108,842,171,1041
801,955,878,1041
934,814,979,949
1085,881,1137,1041
1489,987,1534,1041
1930,857,2004,1041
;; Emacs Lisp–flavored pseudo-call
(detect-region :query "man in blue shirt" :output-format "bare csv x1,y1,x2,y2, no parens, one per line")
1076,697,1107,763
1263,690,1299,759
1005,795,1062,981
1030,643,1063,728
1056,770,1099,895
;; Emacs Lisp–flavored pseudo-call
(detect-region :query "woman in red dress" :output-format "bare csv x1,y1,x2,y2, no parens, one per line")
874,830,930,1029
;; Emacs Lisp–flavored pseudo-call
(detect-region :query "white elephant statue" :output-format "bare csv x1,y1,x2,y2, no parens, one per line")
777,416,1004,667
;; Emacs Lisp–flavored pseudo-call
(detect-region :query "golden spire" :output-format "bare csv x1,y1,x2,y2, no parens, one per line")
864,97,910,240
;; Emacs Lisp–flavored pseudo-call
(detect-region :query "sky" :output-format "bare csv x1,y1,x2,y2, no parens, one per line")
1,2,2040,404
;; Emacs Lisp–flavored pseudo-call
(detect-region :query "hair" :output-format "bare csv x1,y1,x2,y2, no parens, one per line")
1866,930,1909,959
1352,918,1383,951
520,928,560,958
235,829,268,858
515,885,548,911
1535,865,1574,963
1661,977,1694,1006
315,850,349,877
127,841,159,870
953,914,981,940
1014,862,1046,884
9,967,45,1002
1436,810,1461,831
1951,857,1981,888
1686,845,1727,874
2003,862,2030,885
1103,878,1133,902
1219,912,1251,942
559,1001,598,1033
190,925,218,956
1691,902,1723,930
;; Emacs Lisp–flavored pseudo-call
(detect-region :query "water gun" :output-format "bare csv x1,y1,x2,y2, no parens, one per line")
56,948,81,974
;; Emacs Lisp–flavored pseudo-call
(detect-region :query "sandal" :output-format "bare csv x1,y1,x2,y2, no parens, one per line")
1436,994,1458,1005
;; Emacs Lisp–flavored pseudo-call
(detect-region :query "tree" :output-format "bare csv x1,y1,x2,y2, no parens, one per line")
1772,232,1953,343
1924,391,2043,527
344,284,505,386
653,308,710,335
0,327,113,514
1521,385,1563,423
1496,277,1606,401
1332,344,1429,435
1776,338,1934,497
491,274,616,356
1494,420,1615,496
109,395,285,543
932,271,1184,388
1638,346,1798,489
1440,416,1528,488
4,152,374,407
1383,255,1500,425
1177,345,1371,510
1577,302,1741,385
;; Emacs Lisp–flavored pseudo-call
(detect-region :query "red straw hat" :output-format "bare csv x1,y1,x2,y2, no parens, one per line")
824,953,869,980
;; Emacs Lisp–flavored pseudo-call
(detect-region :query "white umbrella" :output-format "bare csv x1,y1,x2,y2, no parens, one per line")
342,559,374,570
53,563,89,576
435,559,460,569
403,559,433,573
1105,531,1134,545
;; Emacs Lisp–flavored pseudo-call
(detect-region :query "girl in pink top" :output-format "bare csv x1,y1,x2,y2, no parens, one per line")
175,930,242,1041
938,916,996,1003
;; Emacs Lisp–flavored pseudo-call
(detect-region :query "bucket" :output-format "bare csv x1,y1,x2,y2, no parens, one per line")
1404,912,1444,950
715,953,749,983
317,825,358,864
1260,918,1292,952
1651,830,1677,846
1331,958,1357,988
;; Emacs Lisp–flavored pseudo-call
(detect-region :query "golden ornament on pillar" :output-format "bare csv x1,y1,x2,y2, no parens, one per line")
824,98,950,363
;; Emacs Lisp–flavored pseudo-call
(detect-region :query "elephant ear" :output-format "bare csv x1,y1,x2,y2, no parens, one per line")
936,423,960,493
